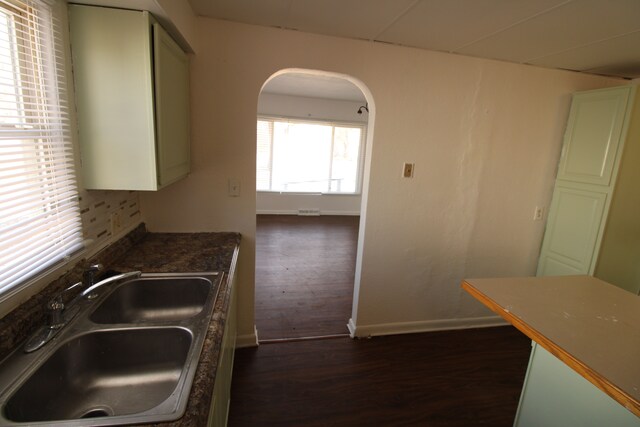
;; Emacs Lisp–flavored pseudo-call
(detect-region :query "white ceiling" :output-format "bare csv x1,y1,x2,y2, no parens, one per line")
188,0,640,80
261,73,366,102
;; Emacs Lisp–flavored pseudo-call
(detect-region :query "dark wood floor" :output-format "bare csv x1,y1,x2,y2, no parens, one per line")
255,215,360,341
229,326,531,426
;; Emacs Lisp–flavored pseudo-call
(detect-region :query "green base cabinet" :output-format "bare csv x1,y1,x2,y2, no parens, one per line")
208,267,238,426
515,344,640,427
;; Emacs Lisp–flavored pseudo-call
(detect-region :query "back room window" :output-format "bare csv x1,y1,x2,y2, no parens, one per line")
257,117,365,194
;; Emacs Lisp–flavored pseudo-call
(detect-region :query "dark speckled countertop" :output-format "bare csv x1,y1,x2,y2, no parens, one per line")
111,233,240,275
0,225,241,427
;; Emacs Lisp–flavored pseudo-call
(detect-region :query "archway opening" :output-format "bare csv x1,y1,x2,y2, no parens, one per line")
254,69,374,342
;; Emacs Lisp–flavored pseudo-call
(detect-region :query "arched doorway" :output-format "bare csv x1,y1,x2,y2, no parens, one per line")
254,69,374,342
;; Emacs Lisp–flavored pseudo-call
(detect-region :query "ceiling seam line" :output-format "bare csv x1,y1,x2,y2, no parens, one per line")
450,0,574,53
522,28,640,64
371,0,421,41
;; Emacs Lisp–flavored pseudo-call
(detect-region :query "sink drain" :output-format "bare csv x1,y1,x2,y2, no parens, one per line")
80,407,113,419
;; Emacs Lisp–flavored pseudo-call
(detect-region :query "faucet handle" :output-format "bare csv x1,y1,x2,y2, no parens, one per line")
83,263,103,286
88,263,103,271
46,295,64,309
46,281,83,328
46,298,65,328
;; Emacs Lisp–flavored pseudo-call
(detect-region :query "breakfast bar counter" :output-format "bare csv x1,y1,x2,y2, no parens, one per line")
462,276,640,425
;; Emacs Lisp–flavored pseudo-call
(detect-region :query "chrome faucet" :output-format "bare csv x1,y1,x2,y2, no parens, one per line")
80,270,142,300
23,270,142,353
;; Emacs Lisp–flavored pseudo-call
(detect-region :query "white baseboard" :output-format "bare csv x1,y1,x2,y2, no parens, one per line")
348,316,508,338
347,318,357,338
256,209,360,216
236,325,259,348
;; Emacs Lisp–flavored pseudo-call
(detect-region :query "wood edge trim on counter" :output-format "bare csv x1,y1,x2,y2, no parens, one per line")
461,279,640,418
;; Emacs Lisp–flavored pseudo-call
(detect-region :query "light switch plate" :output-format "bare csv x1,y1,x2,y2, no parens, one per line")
228,179,240,197
403,163,414,178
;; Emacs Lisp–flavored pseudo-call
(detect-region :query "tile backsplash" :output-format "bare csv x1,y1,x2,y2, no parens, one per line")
78,190,141,251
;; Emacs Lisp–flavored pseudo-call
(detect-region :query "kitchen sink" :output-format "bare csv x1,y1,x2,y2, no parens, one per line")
0,272,221,426
4,328,192,422
90,277,212,323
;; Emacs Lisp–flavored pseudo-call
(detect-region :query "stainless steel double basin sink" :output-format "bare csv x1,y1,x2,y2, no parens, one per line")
0,272,221,426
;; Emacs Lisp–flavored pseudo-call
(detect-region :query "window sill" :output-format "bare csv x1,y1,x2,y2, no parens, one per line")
257,191,362,196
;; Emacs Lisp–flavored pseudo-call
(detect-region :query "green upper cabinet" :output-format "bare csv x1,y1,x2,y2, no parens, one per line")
537,86,638,280
69,5,190,191
556,87,630,186
153,23,190,188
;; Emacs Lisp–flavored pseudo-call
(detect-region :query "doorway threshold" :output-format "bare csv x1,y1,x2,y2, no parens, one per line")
259,333,350,345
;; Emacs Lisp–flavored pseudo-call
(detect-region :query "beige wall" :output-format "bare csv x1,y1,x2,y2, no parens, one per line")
595,87,640,295
140,17,623,340
154,0,198,53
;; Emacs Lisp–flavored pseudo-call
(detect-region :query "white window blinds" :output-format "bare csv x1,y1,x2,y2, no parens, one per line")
256,119,273,191
0,0,83,295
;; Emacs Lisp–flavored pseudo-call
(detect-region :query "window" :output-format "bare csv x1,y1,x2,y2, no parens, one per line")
257,117,365,194
0,0,83,296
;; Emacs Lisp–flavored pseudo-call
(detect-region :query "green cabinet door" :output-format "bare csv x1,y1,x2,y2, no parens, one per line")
153,22,190,188
537,186,607,276
557,87,630,186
